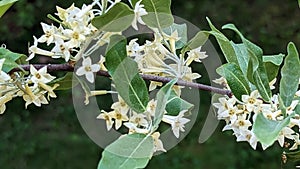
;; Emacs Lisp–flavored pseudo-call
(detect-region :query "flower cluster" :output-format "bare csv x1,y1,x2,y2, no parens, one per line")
213,78,300,150
0,58,59,114
127,30,207,93
97,94,191,152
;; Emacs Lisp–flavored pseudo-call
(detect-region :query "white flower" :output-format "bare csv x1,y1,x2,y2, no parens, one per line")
277,127,295,147
131,0,148,30
129,111,149,127
290,134,300,150
152,132,166,153
185,46,208,66
236,129,258,150
111,95,129,114
242,90,262,112
0,94,13,114
123,122,149,134
233,115,252,130
112,108,129,130
97,110,115,131
62,28,86,48
38,23,57,45
76,57,100,83
0,59,11,81
27,36,55,61
51,39,71,62
30,65,56,84
162,110,190,138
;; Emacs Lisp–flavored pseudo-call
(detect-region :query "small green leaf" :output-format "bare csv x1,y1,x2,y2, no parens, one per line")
0,0,17,18
162,23,187,49
263,54,285,66
182,31,208,54
0,47,26,72
216,63,250,101
48,73,79,90
106,35,149,113
253,113,292,149
141,0,174,29
153,79,177,131
92,2,134,32
98,134,154,169
280,42,300,107
263,54,285,81
286,150,300,163
165,90,194,116
205,18,239,64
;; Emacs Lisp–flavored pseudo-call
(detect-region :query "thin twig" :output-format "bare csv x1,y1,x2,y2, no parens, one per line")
10,63,232,97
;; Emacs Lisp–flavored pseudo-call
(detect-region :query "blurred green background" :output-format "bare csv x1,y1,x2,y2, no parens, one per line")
0,0,299,168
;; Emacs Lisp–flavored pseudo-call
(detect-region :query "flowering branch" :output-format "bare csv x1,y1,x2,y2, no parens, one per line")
10,63,232,97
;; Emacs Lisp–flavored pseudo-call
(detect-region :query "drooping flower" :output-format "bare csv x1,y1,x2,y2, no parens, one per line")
162,110,190,138
27,36,55,61
152,132,166,153
131,0,148,30
97,110,115,131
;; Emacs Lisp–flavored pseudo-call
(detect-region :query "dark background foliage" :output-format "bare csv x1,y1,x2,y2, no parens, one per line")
0,0,299,168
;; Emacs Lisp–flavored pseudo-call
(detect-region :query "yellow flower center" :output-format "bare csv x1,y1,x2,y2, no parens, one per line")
116,113,122,120
85,66,91,72
35,73,41,79
73,32,79,39
248,98,255,104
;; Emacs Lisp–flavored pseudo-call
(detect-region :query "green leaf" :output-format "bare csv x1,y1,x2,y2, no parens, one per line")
231,42,249,76
253,113,292,149
182,31,208,54
205,18,239,64
263,54,285,81
98,134,153,169
223,23,271,101
152,79,177,131
286,150,300,163
280,42,300,107
0,47,26,72
0,0,17,18
92,2,134,32
162,23,187,49
141,0,174,29
216,63,250,101
106,35,149,113
48,73,79,90
165,90,194,116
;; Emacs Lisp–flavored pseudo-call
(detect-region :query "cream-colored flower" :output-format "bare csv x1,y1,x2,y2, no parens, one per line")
97,110,115,131
76,57,100,83
30,65,56,84
111,95,129,114
242,90,262,112
290,134,300,150
277,127,295,147
27,36,55,61
129,111,148,127
112,108,129,130
162,110,190,138
152,132,166,153
185,46,208,66
0,94,13,114
236,129,258,150
131,0,148,30
51,39,71,62
38,23,58,45
0,59,11,81
123,122,149,134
